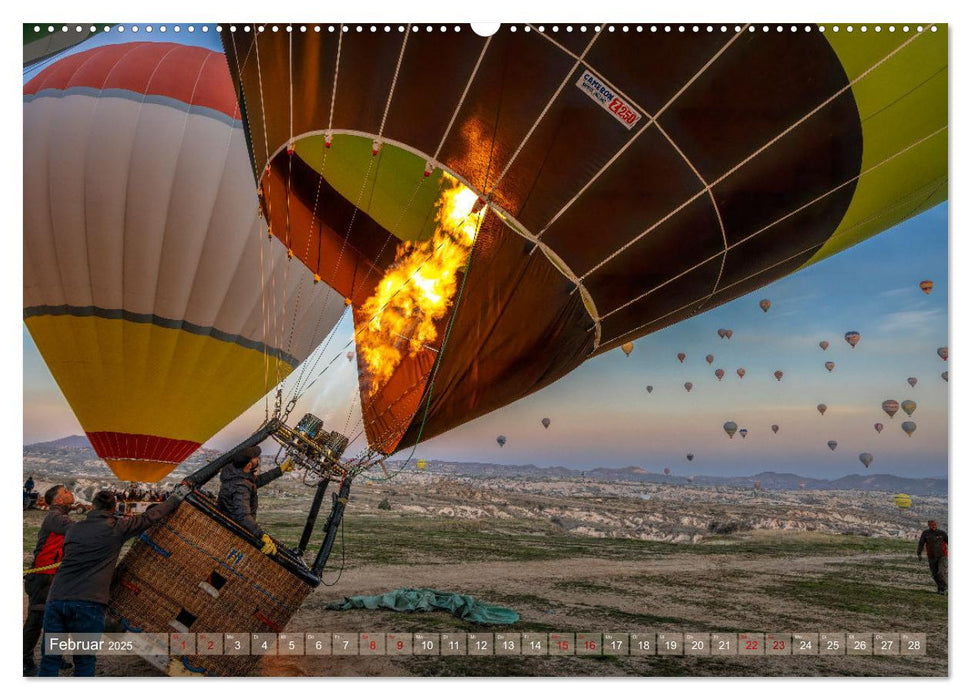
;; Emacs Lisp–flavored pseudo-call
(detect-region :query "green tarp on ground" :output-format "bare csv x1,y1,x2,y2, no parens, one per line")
327,588,519,625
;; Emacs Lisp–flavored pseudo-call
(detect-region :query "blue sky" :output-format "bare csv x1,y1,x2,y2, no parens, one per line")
23,203,948,478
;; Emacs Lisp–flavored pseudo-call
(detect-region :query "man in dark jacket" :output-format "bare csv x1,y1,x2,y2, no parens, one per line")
23,485,77,675
917,519,948,595
216,446,292,556
38,487,186,676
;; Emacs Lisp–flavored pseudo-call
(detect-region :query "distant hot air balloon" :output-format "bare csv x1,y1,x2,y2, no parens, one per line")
684,382,693,392
919,280,934,295
771,424,779,434
937,347,948,361
827,440,838,451
715,368,725,381
717,329,726,339
874,423,884,433
859,452,873,468
541,417,551,429
907,377,918,388
677,352,686,363
347,351,355,362
664,468,671,476
882,400,900,419
901,400,917,417
824,361,835,372
901,421,917,437
736,368,746,379
798,481,807,489
942,371,948,382
817,403,827,416
416,459,427,471
705,354,714,365
724,330,734,340
686,454,694,462
844,331,861,348
621,342,634,357
496,435,507,447
759,299,771,312
646,385,654,393
894,493,912,511
819,341,830,351
774,370,784,381
739,428,748,439
753,481,762,491
723,421,738,439
687,475,695,483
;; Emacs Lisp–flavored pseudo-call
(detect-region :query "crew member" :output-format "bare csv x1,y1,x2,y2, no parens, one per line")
38,487,187,676
917,519,948,595
23,485,76,676
216,446,292,556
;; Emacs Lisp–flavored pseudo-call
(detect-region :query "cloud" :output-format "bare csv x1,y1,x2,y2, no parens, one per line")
876,307,946,334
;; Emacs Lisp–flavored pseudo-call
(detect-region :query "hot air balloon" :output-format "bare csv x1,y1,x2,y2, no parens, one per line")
686,454,694,462
901,421,917,437
859,452,873,468
496,435,507,447
901,400,917,417
621,342,634,357
882,400,900,419
416,459,427,471
715,368,725,381
937,347,948,361
942,371,949,382
920,280,934,294
874,423,884,433
677,352,686,363
347,351,355,362
774,370,784,381
894,493,912,511
753,481,762,491
684,382,693,392
736,368,746,379
844,331,861,348
724,422,738,439
208,27,946,459
717,329,727,339
541,417,551,429
724,330,734,340
759,299,771,312
907,377,918,388
817,403,827,416
798,481,807,489
23,40,343,481
827,440,838,451
739,428,748,439
824,361,835,372
664,467,671,476
819,341,830,351
687,475,695,483
705,354,714,365
646,385,654,393
771,424,779,434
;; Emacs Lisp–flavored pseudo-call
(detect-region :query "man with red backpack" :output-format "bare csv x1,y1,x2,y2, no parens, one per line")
23,484,78,675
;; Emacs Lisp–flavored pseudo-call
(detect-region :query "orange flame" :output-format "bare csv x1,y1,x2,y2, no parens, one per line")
358,175,483,395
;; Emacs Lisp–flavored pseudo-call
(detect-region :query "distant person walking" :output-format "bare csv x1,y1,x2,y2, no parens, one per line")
216,445,292,556
917,519,948,595
23,485,77,675
38,487,186,676
23,474,36,510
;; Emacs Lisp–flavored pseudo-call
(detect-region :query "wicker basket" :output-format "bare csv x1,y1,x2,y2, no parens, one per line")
109,492,317,676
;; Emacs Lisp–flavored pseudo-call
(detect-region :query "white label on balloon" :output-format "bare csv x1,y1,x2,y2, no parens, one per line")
575,70,642,129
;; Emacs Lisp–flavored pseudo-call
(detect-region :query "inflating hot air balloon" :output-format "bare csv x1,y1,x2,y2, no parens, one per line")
161,26,945,460
844,331,861,348
739,428,748,439
771,424,779,434
664,468,671,476
901,400,917,417
774,370,784,381
817,403,827,416
686,454,694,462
496,435,507,447
715,368,725,381
942,371,949,382
759,299,771,312
859,452,873,468
819,341,829,351
874,423,884,433
541,417,551,429
621,342,634,357
705,354,714,365
646,385,654,393
901,421,917,437
882,400,900,419
824,361,835,372
724,421,738,439
920,280,934,295
684,382,693,392
677,352,686,363
827,440,838,451
736,368,746,379
907,377,918,388
894,493,912,511
937,347,948,361
23,40,343,481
